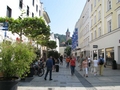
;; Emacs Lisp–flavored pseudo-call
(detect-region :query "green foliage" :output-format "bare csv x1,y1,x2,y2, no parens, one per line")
64,46,71,56
0,17,51,42
65,39,72,45
54,34,66,44
48,50,60,59
21,17,50,38
0,42,36,78
48,40,57,50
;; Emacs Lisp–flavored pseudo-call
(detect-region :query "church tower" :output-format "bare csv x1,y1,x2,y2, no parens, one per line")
66,28,70,41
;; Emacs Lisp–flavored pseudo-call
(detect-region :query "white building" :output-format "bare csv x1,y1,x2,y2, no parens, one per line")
0,0,44,43
50,32,59,52
74,0,120,68
73,0,91,58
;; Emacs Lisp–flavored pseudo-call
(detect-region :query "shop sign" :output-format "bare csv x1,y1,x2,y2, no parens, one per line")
93,45,98,48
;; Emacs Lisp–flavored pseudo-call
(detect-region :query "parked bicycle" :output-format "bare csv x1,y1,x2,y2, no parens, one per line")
33,60,45,77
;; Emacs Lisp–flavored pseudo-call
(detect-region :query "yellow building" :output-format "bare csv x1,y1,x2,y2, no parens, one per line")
90,0,120,68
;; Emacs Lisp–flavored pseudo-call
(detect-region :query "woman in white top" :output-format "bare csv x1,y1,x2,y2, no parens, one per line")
92,57,98,76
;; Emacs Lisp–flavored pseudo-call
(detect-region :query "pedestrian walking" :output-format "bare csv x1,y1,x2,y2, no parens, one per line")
66,56,70,68
88,56,91,71
92,57,98,76
82,58,88,77
70,56,76,76
60,55,63,65
98,55,105,76
44,56,53,81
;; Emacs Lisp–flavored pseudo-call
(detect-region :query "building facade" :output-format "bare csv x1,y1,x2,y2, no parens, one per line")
50,32,59,52
0,0,60,58
90,0,120,68
73,0,90,58
74,0,120,68
0,0,44,43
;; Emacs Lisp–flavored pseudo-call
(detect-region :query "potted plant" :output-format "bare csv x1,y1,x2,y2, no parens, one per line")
0,41,36,90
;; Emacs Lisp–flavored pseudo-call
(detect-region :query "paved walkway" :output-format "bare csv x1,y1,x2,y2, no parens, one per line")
18,61,120,90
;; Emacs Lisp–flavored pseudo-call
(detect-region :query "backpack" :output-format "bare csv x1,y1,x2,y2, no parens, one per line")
99,58,104,65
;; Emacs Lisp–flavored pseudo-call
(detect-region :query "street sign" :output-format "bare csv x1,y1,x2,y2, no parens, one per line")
93,45,98,48
0,22,8,30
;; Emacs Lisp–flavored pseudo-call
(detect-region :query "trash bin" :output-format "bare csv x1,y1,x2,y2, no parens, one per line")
112,60,117,69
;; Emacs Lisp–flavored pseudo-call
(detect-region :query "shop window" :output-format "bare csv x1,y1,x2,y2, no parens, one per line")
106,47,114,66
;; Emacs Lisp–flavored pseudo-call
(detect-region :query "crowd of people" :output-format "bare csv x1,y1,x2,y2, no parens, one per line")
77,54,105,77
35,54,105,81
65,54,105,77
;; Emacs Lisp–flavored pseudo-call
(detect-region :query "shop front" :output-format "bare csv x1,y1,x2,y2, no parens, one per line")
98,49,104,58
105,47,114,66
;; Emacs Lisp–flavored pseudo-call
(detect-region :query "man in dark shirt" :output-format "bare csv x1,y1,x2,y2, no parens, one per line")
44,56,53,80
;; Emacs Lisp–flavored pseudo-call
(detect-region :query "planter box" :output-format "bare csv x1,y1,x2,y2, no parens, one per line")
0,77,20,90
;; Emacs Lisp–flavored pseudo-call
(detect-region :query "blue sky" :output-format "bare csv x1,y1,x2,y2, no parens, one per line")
41,0,86,36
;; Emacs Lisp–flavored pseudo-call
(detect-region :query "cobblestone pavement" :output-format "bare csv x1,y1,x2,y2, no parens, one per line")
18,61,120,90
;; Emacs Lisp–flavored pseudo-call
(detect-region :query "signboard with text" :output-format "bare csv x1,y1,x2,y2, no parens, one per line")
93,45,98,48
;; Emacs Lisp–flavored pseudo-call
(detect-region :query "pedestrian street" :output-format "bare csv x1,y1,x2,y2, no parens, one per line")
18,61,120,90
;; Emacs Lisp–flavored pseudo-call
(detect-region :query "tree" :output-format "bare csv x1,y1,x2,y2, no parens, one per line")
65,39,72,45
64,46,71,56
47,40,57,50
0,17,50,42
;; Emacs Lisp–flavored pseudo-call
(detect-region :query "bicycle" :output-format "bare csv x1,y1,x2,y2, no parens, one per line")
33,61,45,77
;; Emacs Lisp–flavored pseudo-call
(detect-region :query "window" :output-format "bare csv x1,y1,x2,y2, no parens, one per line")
94,16,96,24
36,5,38,12
32,0,34,6
91,4,93,11
32,12,34,17
91,19,93,27
27,6,29,16
19,0,23,8
94,0,96,7
118,14,120,28
98,11,101,20
39,10,41,16
7,6,12,17
91,33,93,40
107,0,111,11
108,20,112,32
98,27,101,36
94,30,97,38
